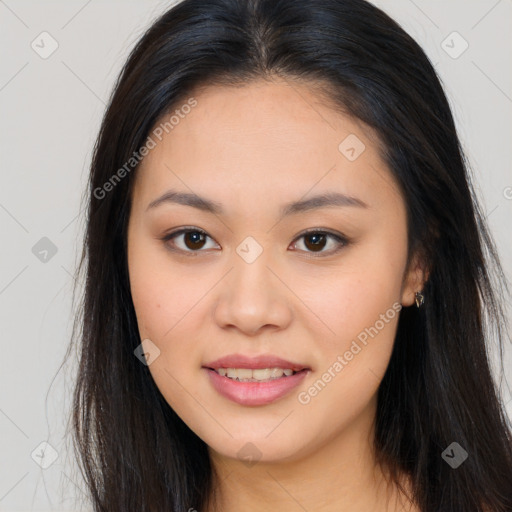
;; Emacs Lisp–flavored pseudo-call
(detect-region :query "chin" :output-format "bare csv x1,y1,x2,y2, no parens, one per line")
204,429,312,465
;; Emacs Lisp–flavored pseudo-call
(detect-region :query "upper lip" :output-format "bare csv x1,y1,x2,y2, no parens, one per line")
203,354,309,372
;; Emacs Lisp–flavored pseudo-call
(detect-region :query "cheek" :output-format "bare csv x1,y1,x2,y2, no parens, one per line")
128,238,204,342
309,274,400,383
293,235,406,410
297,250,405,347
128,263,207,414
128,253,207,408
295,274,401,437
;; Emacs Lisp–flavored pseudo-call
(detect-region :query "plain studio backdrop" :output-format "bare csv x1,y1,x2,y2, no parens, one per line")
0,1,511,511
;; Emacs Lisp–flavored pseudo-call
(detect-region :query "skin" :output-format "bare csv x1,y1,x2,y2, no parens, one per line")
127,77,426,512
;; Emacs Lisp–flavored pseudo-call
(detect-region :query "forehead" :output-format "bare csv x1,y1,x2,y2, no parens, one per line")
132,78,401,215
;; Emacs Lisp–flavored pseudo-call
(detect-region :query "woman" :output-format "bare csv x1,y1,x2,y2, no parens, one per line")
67,0,512,510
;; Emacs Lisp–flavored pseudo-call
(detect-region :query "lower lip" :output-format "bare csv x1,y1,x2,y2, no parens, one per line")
204,368,309,406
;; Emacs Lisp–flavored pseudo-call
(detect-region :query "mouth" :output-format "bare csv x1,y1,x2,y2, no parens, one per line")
202,355,310,406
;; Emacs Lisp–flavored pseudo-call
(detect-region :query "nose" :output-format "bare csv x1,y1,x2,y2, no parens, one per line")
213,248,293,337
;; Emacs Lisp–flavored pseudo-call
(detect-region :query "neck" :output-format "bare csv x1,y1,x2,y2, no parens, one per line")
204,397,417,512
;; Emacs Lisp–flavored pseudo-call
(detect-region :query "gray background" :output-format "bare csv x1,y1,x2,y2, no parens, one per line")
1,1,511,510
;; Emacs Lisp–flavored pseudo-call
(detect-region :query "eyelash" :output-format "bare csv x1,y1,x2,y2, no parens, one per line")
159,226,350,257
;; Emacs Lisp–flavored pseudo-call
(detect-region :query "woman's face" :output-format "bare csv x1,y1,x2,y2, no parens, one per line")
127,78,424,464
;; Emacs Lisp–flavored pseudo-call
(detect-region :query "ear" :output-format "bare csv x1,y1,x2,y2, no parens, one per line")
400,250,429,307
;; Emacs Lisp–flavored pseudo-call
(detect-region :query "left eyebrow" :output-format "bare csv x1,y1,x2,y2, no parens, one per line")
145,189,369,215
280,191,369,216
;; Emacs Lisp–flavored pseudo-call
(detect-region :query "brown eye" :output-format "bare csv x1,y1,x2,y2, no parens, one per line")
183,231,207,250
291,230,348,256
162,228,218,253
303,233,328,252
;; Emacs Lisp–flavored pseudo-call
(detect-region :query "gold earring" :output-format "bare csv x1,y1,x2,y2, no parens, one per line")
415,291,425,308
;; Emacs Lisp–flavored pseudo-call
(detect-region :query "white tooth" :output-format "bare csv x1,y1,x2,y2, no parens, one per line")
252,368,272,380
269,368,285,378
221,367,296,381
236,368,253,380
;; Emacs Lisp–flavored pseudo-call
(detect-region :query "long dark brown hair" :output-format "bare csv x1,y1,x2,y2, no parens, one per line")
64,0,512,510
